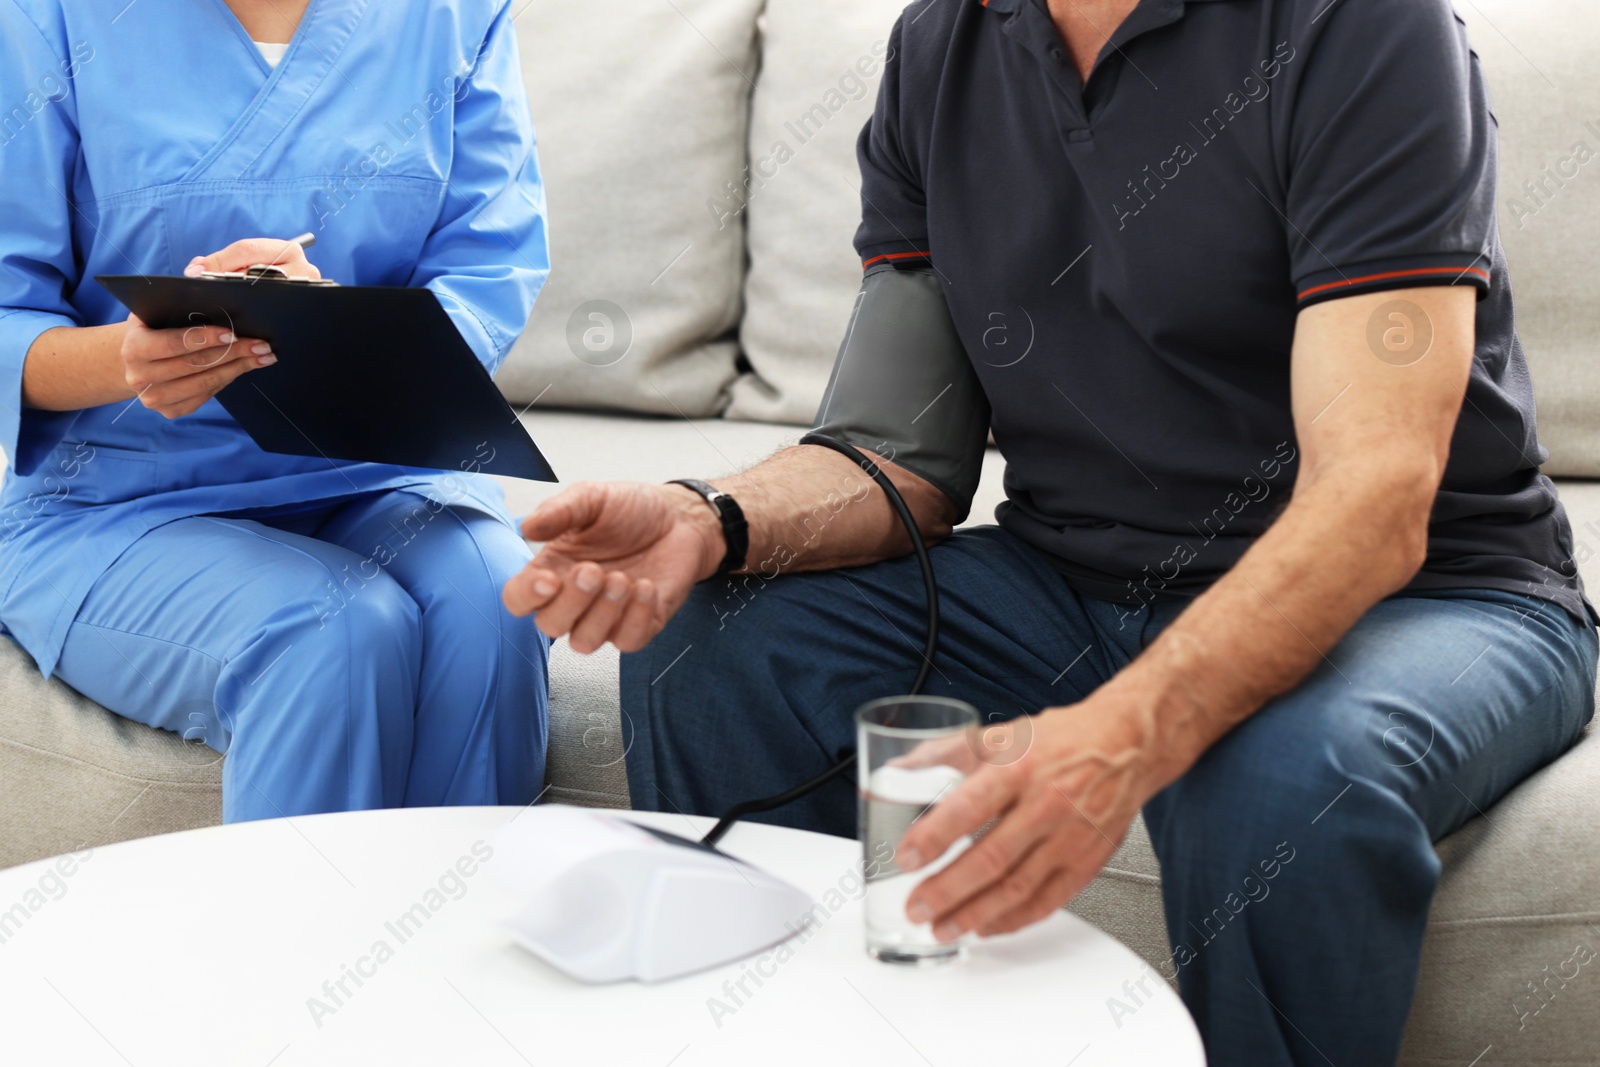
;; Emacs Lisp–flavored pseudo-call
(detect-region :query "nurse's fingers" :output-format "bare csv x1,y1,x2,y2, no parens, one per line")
531,560,608,639
122,319,235,362
567,571,632,654
159,340,273,378
122,322,273,378
138,353,267,419
166,335,273,371
189,237,321,279
126,343,273,396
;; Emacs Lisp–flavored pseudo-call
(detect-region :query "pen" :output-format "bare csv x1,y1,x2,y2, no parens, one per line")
186,232,337,285
238,233,319,282
186,233,318,279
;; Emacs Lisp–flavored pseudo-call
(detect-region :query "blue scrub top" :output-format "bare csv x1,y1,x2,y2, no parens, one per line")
0,0,550,675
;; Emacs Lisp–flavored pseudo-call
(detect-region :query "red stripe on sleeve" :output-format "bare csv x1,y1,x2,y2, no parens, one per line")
1297,266,1490,301
862,250,934,269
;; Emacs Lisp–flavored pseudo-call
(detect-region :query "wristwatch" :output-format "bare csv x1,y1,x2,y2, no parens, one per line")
667,479,748,578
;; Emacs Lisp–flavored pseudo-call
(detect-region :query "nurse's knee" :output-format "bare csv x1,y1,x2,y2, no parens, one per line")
315,568,423,664
213,560,421,747
239,551,421,665
401,539,545,676
429,587,546,689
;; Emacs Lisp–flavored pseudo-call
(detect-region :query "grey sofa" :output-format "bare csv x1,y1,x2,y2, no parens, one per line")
4,1,1599,1063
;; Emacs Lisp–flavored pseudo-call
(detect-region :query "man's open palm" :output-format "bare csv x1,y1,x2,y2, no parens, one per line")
502,482,720,654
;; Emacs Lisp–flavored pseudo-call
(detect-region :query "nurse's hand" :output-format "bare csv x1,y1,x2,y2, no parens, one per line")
502,482,726,654
121,313,277,419
182,237,322,280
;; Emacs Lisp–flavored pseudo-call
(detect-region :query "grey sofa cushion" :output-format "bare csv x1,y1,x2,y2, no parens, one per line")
494,0,765,417
1463,0,1600,477
0,637,222,867
1405,724,1600,1065
727,0,906,423
543,640,629,809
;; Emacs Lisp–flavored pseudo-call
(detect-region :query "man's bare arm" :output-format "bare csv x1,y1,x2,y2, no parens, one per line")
899,284,1477,938
502,444,957,654
707,443,959,574
1115,286,1472,770
1098,284,1475,783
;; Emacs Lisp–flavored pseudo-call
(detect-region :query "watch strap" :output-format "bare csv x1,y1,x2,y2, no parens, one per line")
668,478,748,578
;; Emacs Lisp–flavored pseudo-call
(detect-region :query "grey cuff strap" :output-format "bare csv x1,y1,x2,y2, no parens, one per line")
811,265,990,521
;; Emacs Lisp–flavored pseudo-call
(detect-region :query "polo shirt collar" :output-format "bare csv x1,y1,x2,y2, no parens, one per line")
979,0,1229,14
980,0,1233,80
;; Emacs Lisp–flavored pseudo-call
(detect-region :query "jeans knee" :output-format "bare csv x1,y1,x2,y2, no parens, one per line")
1150,731,1437,908
1152,725,1346,854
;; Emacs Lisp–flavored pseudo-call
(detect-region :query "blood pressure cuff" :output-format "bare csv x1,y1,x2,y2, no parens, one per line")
811,264,990,522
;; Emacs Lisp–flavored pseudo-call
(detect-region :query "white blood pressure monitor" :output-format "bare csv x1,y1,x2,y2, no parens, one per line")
494,806,813,984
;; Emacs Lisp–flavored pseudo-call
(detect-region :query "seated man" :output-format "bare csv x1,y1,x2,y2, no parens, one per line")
503,0,1596,1061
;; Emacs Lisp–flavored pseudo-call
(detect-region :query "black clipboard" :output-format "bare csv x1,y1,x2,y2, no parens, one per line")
96,274,558,482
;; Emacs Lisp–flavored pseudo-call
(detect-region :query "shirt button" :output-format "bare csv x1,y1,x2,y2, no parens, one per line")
1050,48,1064,62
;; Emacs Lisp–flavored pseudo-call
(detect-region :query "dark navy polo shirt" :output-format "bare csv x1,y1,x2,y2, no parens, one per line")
855,0,1588,622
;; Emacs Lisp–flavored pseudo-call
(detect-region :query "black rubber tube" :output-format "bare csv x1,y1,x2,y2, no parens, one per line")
700,432,940,848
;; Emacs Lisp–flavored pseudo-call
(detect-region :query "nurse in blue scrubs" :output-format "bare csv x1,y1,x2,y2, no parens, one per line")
0,0,551,821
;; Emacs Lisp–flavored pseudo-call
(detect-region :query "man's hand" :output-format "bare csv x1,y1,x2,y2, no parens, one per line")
502,482,726,654
501,446,955,656
897,698,1171,941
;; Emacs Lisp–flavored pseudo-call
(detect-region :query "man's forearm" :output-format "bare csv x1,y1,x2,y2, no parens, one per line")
689,443,958,581
1101,463,1436,789
506,439,961,650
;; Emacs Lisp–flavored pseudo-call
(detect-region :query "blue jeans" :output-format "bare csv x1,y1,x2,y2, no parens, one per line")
621,525,1596,1066
53,489,549,822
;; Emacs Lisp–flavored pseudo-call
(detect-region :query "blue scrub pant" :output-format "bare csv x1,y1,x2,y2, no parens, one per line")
621,526,1597,1067
53,489,548,822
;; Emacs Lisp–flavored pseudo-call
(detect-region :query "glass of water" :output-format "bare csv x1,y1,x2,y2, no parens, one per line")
857,695,980,965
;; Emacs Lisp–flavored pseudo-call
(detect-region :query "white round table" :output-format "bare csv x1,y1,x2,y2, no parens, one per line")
0,807,1203,1066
